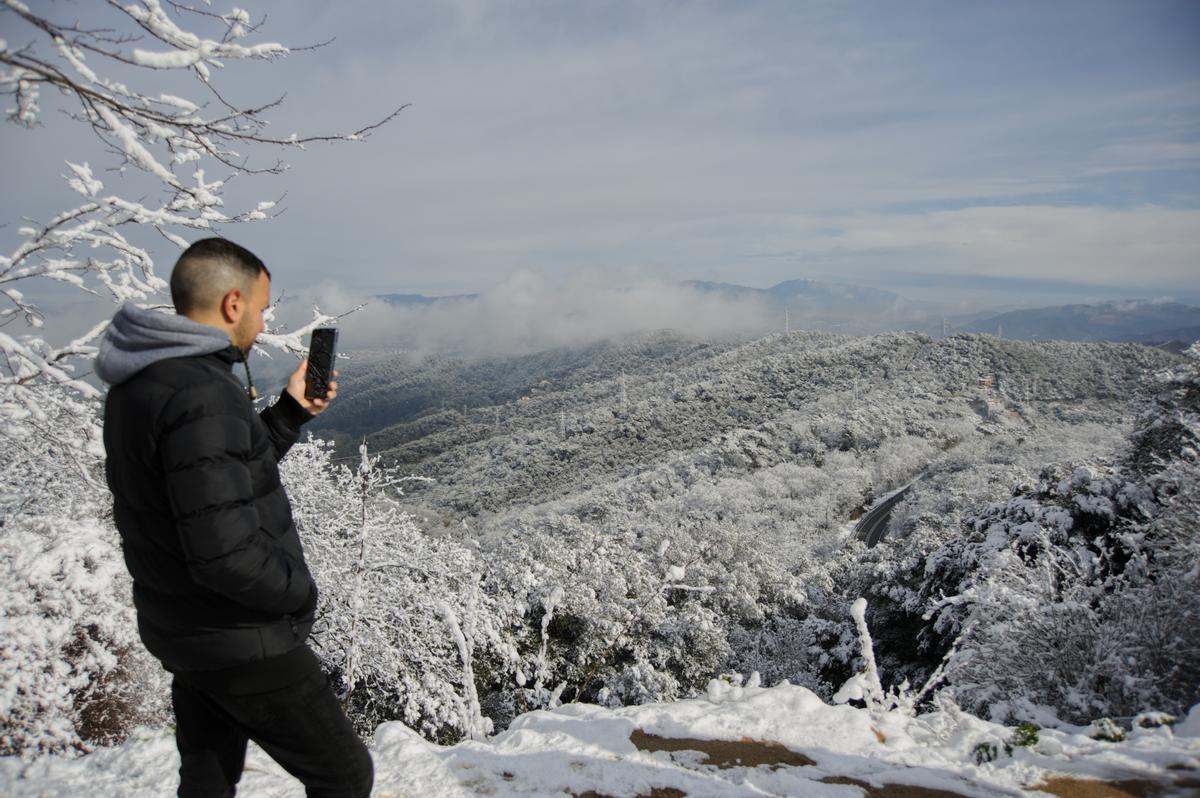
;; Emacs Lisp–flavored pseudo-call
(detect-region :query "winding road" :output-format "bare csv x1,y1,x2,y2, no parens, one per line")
853,484,914,548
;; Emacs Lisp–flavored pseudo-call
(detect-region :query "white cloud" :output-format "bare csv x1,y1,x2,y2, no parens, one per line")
788,205,1200,289
272,268,775,356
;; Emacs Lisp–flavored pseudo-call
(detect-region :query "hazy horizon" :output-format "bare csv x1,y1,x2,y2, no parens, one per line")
259,268,1199,358
29,264,1200,366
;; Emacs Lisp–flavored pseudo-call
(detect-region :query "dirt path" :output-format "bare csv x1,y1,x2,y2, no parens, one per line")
571,731,1200,798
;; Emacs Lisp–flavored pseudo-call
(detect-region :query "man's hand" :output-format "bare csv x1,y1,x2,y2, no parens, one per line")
286,358,338,416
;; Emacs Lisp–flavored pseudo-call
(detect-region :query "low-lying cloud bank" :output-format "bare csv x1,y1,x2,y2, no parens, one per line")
267,262,1200,360
272,269,778,356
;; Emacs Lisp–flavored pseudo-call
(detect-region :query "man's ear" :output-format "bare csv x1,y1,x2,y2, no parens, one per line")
219,287,244,324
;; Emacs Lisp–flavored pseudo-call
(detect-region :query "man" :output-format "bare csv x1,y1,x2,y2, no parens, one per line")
95,238,373,798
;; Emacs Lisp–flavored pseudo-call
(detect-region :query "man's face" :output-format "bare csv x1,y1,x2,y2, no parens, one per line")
232,271,271,354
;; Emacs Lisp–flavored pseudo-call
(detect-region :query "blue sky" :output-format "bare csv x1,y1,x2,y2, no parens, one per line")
3,0,1198,307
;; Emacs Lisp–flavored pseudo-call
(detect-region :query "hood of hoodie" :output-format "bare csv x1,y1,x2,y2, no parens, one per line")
95,303,235,386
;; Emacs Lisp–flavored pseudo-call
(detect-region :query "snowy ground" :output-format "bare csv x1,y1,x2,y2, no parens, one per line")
4,679,1198,797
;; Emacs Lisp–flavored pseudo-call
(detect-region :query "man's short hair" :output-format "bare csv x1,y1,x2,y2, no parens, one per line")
170,238,271,315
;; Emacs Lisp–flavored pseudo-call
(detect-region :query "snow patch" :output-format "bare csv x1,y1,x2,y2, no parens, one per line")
10,682,1197,797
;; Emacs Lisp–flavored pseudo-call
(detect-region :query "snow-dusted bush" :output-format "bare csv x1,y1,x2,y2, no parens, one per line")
0,515,168,757
0,388,167,756
477,510,731,716
916,347,1200,724
282,437,511,742
726,604,857,697
927,468,1196,723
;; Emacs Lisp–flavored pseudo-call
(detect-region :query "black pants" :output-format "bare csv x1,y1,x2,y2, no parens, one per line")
172,670,374,798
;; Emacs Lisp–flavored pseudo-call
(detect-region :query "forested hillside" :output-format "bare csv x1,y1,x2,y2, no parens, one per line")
296,332,1193,735
317,331,1169,517
956,300,1200,344
311,330,730,445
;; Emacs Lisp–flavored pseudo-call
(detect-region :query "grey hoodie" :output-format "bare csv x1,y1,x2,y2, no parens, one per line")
95,303,233,386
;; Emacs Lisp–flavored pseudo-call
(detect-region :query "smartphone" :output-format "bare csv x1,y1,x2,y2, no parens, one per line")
304,327,338,400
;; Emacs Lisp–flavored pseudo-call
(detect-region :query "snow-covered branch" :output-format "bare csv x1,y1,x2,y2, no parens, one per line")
1,0,400,416
256,303,365,358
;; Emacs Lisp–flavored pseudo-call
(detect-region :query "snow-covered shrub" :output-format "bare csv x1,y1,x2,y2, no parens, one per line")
1091,718,1127,742
471,501,738,723
282,437,511,742
0,389,167,757
918,347,1200,724
1127,344,1200,475
0,516,167,756
726,607,855,697
916,469,1196,724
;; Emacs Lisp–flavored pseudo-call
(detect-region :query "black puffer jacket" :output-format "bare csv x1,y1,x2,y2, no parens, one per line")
98,304,317,675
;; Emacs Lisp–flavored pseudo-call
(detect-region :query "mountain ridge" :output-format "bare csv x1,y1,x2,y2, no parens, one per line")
370,280,1199,345
955,299,1200,344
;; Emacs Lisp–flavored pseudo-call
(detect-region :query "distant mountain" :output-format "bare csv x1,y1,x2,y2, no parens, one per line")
680,280,762,300
382,279,908,311
375,292,477,306
956,300,1200,344
683,277,939,334
683,278,905,310
1122,325,1200,348
766,278,905,307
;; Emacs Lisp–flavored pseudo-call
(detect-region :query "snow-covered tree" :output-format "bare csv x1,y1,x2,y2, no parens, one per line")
0,1,399,755
282,437,509,742
475,508,732,718
1,0,399,412
0,400,163,755
900,345,1200,724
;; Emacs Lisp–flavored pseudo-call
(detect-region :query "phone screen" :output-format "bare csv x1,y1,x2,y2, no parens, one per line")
304,327,338,399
